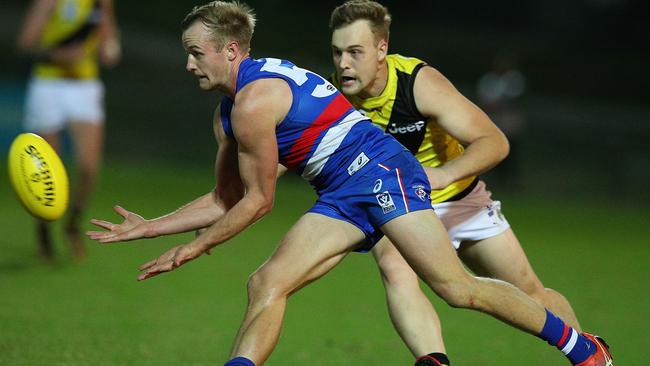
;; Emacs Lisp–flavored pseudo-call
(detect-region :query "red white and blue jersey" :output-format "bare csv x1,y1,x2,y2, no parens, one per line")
220,57,406,191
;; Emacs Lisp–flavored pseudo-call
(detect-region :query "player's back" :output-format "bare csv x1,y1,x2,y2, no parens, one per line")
220,57,406,192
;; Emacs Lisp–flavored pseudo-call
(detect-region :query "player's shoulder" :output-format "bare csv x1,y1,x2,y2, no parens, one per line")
388,54,427,74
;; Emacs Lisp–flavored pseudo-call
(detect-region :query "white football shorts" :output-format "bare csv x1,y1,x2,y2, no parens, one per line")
434,180,510,249
24,77,105,133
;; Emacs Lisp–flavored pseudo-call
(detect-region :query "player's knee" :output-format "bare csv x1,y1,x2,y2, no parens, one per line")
377,251,419,287
246,267,288,304
433,279,478,309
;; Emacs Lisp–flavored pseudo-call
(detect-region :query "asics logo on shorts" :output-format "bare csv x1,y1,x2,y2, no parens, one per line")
373,179,383,193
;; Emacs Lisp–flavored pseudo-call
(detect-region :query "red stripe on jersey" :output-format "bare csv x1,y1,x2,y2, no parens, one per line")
283,93,352,170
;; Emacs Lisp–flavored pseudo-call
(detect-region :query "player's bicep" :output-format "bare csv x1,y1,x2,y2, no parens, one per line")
414,66,502,145
230,80,290,209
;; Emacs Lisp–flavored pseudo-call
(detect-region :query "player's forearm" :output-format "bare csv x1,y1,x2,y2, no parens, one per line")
148,192,227,237
437,133,509,185
191,192,273,253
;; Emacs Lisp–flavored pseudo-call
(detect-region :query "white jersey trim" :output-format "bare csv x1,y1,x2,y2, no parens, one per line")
302,110,366,181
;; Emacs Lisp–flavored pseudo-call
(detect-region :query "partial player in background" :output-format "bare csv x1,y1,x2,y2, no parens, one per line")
16,0,121,260
328,1,610,365
477,50,527,192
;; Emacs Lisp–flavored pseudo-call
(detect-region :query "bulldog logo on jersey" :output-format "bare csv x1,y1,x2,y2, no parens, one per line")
413,185,428,201
376,191,396,214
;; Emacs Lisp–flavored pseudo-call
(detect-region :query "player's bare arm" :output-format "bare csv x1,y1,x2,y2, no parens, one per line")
414,66,509,189
16,0,56,54
98,0,121,67
87,106,241,243
137,78,291,281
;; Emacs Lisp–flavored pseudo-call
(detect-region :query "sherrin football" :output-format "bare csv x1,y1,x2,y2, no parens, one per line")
7,133,69,221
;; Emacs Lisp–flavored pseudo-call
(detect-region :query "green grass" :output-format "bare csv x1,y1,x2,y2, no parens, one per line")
1,159,648,365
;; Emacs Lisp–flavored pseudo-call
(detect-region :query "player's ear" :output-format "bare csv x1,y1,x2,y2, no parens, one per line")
225,40,239,61
377,38,388,62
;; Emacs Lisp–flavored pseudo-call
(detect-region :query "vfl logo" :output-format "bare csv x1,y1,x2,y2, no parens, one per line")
373,179,383,193
388,121,425,135
413,185,428,201
376,191,396,214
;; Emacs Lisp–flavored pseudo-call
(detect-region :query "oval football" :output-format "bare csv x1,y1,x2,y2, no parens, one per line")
7,133,69,221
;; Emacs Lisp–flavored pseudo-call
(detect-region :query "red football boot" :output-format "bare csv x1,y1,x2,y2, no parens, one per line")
575,333,613,366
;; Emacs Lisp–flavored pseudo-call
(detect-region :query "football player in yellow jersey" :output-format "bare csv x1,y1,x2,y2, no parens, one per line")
17,0,120,260
327,1,612,366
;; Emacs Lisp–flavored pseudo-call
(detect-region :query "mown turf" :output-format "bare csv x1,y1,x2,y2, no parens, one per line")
1,159,647,365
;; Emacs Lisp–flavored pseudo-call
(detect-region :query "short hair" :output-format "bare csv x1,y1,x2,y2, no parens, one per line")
329,0,391,43
181,1,256,52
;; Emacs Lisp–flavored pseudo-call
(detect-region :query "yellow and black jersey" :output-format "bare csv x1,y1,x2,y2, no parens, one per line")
33,0,102,79
332,54,476,203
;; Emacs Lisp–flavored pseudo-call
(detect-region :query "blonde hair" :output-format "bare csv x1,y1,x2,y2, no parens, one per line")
329,0,391,43
182,1,256,51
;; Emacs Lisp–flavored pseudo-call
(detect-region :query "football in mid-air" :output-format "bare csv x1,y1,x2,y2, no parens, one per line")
7,133,69,221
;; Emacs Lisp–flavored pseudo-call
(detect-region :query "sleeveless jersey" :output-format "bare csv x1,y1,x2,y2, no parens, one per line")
220,57,406,192
33,0,102,79
332,54,476,203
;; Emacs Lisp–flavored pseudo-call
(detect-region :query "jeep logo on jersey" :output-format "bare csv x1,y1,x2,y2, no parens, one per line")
376,191,396,214
387,121,426,134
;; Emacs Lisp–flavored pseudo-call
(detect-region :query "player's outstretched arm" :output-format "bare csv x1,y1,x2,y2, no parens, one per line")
87,106,241,244
137,78,289,281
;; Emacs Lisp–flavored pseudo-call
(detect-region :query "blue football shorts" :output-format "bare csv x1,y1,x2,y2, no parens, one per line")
308,151,433,252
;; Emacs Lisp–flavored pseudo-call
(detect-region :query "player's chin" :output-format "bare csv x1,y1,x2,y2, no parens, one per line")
340,84,360,96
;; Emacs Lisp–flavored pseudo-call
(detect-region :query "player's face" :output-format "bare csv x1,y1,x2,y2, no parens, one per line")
182,22,229,91
331,20,386,97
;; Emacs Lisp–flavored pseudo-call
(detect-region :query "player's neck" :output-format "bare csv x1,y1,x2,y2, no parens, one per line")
359,61,388,99
225,53,250,98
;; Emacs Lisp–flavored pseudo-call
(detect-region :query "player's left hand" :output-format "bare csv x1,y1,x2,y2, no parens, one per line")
137,242,207,281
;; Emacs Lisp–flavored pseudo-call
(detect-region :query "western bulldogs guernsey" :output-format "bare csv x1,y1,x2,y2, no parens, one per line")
221,58,433,248
220,57,405,192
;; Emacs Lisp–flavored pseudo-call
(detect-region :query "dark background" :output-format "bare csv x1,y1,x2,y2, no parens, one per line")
1,0,649,201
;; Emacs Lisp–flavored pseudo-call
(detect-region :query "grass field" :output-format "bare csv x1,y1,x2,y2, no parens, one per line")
1,159,648,365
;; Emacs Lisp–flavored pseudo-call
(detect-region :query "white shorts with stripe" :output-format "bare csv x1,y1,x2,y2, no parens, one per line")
433,180,510,249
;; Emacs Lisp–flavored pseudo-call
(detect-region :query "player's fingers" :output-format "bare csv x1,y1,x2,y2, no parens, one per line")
138,261,174,281
90,219,115,230
86,230,116,240
139,258,159,271
114,205,129,218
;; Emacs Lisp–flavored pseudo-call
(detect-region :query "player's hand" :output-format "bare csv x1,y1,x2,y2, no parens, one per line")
137,243,207,281
100,37,121,67
87,205,154,243
424,166,452,190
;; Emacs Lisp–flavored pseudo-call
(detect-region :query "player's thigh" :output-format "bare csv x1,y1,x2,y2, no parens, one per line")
253,212,365,294
380,210,472,288
458,228,544,294
68,122,104,170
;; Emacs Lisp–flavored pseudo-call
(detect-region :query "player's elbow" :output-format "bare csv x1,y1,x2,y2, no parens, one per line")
250,193,274,221
494,131,510,163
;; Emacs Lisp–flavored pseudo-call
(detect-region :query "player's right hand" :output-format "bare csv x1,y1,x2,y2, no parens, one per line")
87,205,155,243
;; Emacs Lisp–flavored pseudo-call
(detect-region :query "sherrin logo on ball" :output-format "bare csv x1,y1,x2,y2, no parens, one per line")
8,133,69,221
